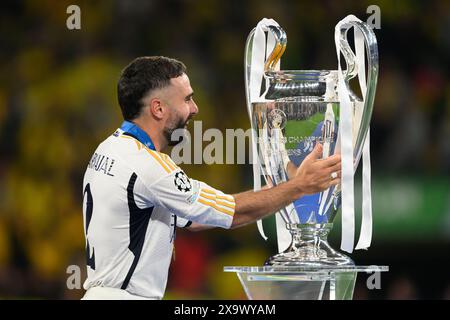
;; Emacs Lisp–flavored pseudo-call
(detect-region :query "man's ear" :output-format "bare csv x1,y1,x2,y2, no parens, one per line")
148,97,165,120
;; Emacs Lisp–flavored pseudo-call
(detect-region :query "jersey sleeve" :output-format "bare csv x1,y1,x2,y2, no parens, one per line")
145,170,235,229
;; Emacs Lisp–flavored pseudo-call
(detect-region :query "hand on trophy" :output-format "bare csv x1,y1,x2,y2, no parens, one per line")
293,143,341,195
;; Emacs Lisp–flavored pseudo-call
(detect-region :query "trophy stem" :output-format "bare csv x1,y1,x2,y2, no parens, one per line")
265,223,354,267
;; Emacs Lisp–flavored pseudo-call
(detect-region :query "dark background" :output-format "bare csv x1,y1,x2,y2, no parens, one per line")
0,0,448,299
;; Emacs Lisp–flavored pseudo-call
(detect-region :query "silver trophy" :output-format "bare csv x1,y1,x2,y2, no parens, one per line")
245,18,378,266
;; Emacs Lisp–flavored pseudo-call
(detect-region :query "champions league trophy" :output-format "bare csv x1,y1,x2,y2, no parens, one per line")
225,16,388,299
224,16,388,299
246,16,378,266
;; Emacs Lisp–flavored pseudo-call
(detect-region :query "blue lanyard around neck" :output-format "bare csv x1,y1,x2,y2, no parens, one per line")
120,121,156,151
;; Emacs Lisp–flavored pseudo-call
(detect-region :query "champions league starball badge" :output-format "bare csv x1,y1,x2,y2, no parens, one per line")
268,109,287,130
245,16,379,266
174,171,192,192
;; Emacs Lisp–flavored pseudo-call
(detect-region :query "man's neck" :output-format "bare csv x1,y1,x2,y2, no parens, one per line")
131,118,166,152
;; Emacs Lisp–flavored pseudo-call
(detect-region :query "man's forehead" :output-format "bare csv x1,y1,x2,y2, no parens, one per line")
169,73,191,89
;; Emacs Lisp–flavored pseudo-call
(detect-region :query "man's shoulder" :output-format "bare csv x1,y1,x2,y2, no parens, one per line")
109,130,181,178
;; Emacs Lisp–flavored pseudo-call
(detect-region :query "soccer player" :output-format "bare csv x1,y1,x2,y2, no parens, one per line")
81,56,341,300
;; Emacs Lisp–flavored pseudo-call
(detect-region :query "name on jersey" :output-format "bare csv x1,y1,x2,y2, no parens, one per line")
88,152,116,177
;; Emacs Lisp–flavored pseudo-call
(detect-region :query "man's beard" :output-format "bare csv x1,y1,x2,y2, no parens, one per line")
163,115,192,147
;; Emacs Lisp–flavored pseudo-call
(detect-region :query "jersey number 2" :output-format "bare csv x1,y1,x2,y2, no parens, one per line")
83,183,96,270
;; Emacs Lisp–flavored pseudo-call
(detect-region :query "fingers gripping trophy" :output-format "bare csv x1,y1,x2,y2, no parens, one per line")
245,16,379,266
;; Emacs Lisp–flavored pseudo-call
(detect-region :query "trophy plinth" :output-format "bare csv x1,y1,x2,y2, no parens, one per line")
224,266,388,300
265,223,354,267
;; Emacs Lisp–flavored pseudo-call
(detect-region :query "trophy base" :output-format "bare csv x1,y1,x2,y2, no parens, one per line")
224,265,389,300
265,223,354,267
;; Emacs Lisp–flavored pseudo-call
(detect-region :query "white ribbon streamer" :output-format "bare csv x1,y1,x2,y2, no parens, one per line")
335,15,373,252
335,20,355,252
355,27,373,250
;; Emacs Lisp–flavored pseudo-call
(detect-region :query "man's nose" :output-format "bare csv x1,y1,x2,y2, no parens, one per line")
191,100,199,115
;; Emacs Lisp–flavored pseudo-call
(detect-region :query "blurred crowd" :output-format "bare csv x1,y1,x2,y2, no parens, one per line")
0,0,449,299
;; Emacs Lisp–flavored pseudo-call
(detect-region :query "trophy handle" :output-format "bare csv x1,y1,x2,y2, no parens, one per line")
264,25,287,72
244,25,287,108
337,21,378,162
244,28,256,110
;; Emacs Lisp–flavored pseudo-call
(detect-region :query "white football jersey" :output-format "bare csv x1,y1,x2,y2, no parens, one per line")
82,122,235,299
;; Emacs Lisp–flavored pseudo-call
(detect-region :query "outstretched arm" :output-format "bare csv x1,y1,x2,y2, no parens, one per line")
187,143,341,231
